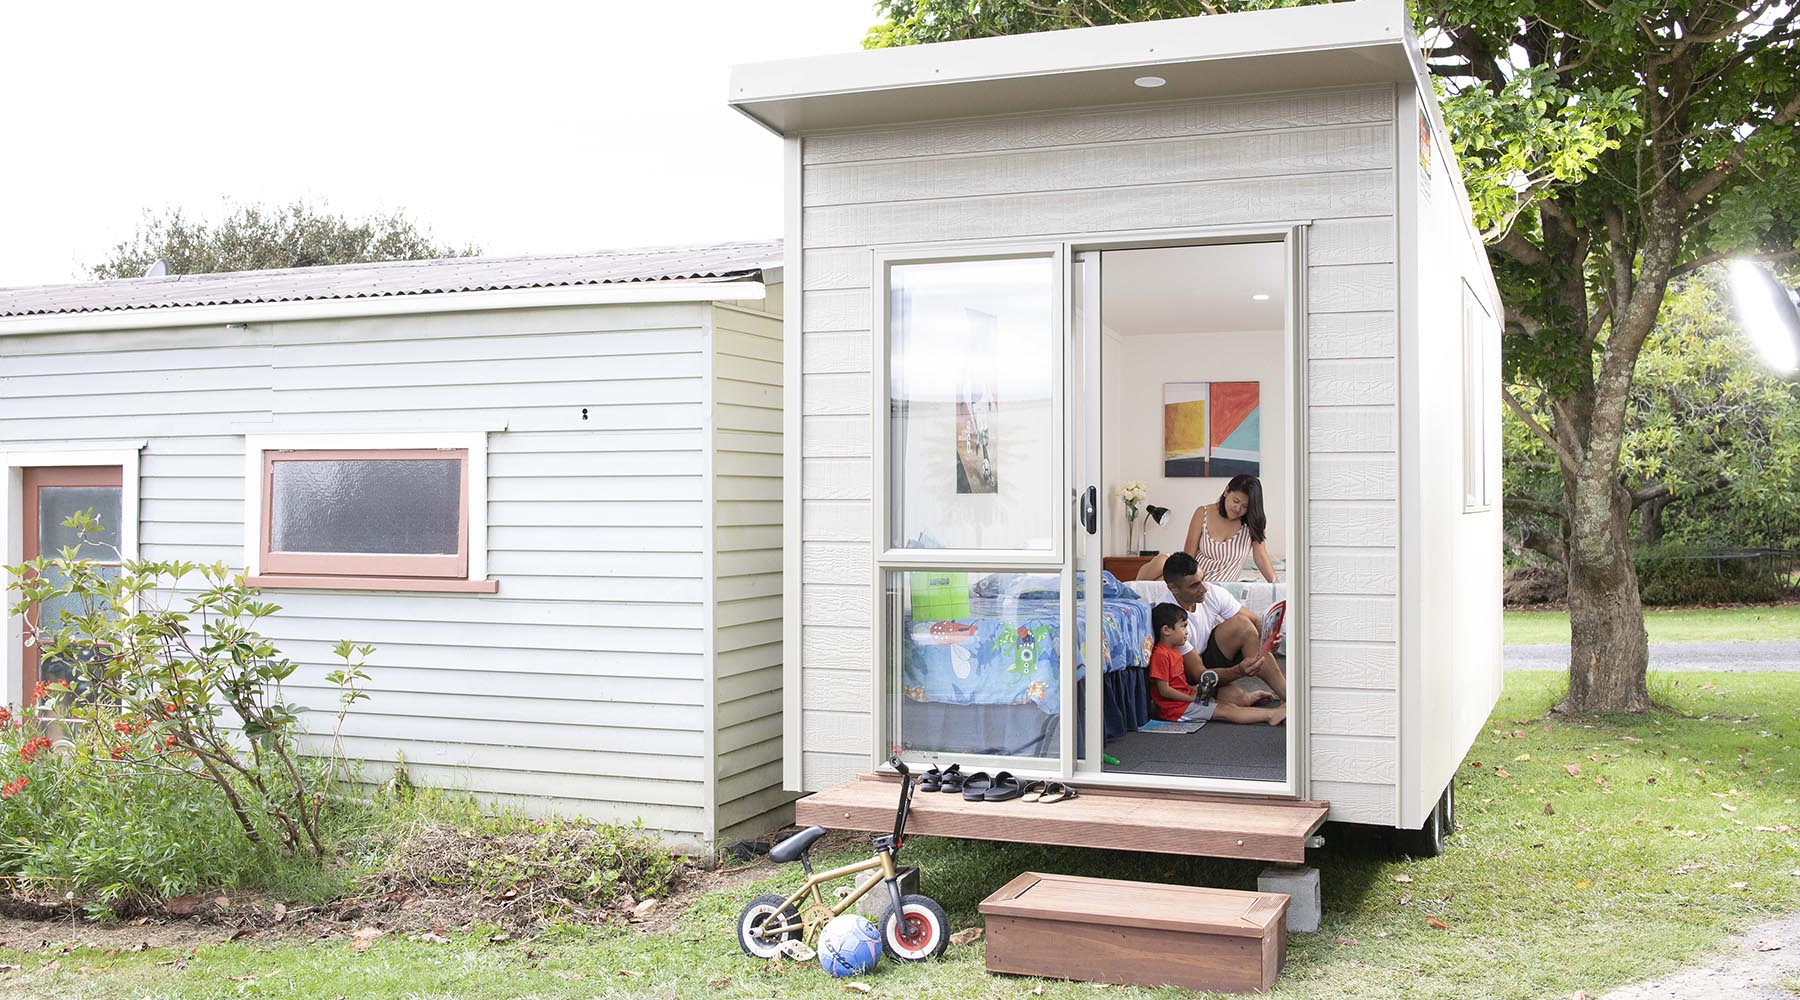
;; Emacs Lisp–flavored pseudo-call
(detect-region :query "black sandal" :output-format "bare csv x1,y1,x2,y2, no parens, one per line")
938,764,965,793
983,771,1023,802
960,771,993,800
918,765,944,792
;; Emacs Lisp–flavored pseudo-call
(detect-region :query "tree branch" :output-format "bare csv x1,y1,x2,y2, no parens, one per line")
1669,247,1800,281
1493,228,1549,267
1683,90,1800,208
1504,385,1582,475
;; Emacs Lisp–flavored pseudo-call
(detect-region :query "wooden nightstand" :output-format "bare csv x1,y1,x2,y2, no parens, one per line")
1102,555,1155,582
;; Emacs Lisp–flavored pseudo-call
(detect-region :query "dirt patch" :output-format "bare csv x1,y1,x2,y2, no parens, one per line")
0,826,855,954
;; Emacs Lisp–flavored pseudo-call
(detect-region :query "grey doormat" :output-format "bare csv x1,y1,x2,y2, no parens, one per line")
1105,716,1288,782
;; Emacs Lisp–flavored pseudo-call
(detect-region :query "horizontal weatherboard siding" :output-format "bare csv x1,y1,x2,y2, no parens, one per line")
795,84,1401,823
1,301,733,843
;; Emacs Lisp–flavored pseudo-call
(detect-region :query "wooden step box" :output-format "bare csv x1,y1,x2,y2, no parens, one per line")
979,871,1289,993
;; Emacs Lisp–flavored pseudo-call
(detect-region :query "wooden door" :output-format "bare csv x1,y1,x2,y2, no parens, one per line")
19,466,122,701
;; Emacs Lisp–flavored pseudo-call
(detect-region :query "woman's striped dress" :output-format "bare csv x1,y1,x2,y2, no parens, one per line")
1193,513,1253,584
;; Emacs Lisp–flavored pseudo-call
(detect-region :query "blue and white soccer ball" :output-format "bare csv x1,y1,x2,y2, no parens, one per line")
817,913,884,978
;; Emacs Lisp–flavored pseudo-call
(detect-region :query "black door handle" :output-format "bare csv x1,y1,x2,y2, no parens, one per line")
1080,485,1097,535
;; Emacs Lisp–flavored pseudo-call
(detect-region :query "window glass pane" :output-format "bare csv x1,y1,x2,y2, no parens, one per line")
38,486,122,559
36,564,122,693
887,570,1087,762
271,458,462,555
888,257,1057,551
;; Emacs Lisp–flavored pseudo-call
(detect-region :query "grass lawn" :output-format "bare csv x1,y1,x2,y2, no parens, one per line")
4,670,1798,1000
1505,603,1800,645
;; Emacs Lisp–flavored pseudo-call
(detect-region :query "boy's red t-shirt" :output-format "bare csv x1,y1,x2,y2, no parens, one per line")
1148,644,1196,722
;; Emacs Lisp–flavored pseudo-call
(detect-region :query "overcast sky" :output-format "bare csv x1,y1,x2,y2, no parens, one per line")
0,1,878,288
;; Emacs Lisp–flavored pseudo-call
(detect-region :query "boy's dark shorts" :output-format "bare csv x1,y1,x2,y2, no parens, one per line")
1200,631,1241,670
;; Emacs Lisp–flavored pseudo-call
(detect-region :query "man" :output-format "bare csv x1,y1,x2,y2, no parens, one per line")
1133,551,1286,703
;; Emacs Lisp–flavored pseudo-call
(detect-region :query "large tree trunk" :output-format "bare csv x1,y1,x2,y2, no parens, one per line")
1561,463,1651,713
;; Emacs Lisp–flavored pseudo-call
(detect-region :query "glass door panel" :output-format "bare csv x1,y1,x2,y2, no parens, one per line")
879,248,1065,769
21,467,123,700
885,256,1059,554
885,570,1059,763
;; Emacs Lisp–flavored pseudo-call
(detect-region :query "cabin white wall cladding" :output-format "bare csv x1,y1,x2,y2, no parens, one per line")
0,301,755,852
708,293,798,846
796,84,1401,824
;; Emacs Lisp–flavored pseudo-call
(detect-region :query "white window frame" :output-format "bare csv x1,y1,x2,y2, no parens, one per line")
0,444,143,706
243,432,491,592
1462,282,1496,513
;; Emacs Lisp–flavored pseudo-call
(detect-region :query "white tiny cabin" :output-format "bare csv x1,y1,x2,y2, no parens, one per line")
0,244,793,853
731,0,1501,835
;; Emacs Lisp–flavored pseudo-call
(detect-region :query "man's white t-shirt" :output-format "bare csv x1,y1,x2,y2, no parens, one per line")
1135,580,1242,654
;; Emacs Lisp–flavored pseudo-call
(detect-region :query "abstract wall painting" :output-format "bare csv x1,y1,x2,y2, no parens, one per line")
1163,380,1260,478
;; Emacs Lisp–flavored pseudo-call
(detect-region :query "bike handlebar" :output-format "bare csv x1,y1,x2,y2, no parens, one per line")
886,754,909,778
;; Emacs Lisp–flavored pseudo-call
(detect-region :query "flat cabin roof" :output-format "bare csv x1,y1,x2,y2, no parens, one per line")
730,0,1420,135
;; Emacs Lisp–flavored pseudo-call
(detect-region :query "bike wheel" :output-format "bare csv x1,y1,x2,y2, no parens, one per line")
881,893,949,961
737,893,800,960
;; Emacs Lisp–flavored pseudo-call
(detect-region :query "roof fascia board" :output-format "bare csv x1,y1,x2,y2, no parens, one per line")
730,0,1410,134
0,279,768,337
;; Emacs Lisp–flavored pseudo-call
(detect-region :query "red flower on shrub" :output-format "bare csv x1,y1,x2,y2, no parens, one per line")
0,707,9,726
164,734,177,748
31,681,48,703
110,745,129,760
114,719,134,734
19,737,52,763
0,777,26,799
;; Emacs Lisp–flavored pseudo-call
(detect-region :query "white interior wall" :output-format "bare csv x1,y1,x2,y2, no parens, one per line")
1102,327,1286,566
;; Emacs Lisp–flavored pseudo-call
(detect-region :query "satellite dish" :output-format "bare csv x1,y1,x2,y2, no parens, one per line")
142,258,170,278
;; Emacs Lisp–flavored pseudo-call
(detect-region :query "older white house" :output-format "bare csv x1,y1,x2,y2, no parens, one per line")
0,243,790,852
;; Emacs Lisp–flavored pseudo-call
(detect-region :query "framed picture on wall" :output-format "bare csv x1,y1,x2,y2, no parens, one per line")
1163,380,1260,478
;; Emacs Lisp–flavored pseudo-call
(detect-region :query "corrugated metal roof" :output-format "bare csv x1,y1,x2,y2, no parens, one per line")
0,239,784,318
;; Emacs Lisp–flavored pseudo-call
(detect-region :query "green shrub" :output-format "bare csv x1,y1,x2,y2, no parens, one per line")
1633,543,1797,606
0,695,273,909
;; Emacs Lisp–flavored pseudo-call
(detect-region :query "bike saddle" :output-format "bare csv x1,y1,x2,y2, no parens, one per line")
768,825,828,864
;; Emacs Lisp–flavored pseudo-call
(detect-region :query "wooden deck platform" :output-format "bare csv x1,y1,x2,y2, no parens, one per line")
794,774,1328,864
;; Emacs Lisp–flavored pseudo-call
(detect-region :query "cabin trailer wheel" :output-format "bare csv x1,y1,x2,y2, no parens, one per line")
1393,783,1452,859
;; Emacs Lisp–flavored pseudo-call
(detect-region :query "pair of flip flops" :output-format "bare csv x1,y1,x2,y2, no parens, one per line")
918,763,965,793
960,770,1023,801
1021,780,1079,804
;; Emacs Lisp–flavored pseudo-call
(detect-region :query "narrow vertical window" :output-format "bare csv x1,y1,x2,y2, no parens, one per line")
1462,283,1494,512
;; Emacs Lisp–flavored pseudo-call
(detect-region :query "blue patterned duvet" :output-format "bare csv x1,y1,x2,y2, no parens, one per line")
899,572,1152,715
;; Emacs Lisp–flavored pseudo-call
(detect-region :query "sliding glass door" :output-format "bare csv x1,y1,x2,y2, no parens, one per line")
876,247,1072,770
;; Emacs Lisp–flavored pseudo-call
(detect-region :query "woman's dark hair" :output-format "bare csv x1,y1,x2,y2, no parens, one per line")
1151,602,1187,638
1217,474,1267,544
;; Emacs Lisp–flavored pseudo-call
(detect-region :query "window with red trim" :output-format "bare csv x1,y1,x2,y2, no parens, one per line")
260,449,470,581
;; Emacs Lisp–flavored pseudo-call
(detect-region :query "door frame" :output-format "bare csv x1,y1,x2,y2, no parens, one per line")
1,447,141,707
1067,224,1308,800
865,222,1309,799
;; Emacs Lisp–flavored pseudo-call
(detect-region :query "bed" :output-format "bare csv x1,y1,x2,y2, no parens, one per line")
898,572,1154,758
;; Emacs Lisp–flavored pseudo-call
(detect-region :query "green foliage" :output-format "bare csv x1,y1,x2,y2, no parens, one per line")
1632,543,1796,606
3,511,372,858
88,200,478,280
0,694,289,909
1506,270,1800,564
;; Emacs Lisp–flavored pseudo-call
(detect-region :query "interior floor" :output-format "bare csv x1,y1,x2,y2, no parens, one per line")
1103,670,1286,782
1106,717,1287,782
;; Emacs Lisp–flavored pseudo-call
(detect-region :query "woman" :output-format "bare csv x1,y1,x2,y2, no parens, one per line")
1136,474,1278,584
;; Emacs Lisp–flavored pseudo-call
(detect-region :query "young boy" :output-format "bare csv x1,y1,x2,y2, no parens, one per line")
1148,603,1286,726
